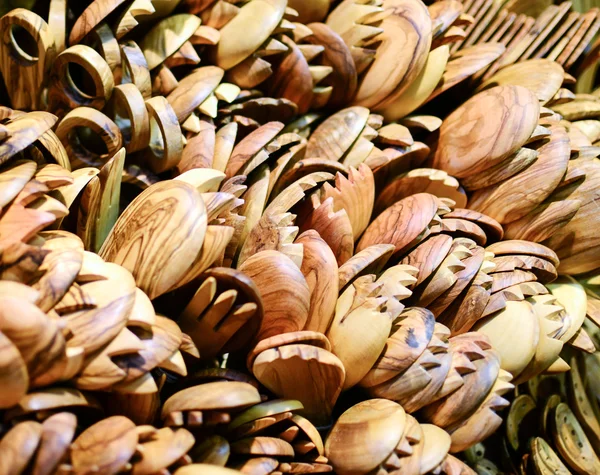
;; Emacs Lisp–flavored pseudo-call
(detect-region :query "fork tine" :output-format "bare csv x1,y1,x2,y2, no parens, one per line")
202,289,238,329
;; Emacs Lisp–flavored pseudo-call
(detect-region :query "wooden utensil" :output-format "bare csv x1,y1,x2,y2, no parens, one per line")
100,180,207,299
432,85,540,178
253,343,345,426
238,250,310,342
324,399,406,475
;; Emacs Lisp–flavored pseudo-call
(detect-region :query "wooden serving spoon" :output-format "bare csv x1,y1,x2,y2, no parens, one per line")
324,399,406,475
100,180,207,300
238,250,310,341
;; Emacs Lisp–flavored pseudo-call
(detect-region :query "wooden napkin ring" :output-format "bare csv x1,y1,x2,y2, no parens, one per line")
48,44,114,113
55,107,122,169
143,96,183,174
117,40,152,99
107,83,150,153
0,9,56,110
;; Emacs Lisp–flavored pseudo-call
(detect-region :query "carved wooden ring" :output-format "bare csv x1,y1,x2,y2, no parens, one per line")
143,96,183,174
55,107,122,169
119,41,152,99
108,83,150,154
51,44,114,111
0,8,56,110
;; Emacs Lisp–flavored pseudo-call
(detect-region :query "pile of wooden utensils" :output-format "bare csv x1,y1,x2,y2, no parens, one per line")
1,0,600,473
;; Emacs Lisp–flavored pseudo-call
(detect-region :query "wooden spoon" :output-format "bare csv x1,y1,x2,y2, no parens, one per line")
324,399,406,475
432,85,540,178
99,180,207,300
238,250,310,341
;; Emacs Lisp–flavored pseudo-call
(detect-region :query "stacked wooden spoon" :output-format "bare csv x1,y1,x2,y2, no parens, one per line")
1,0,600,474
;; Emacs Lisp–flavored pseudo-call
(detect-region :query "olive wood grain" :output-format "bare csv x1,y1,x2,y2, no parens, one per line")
239,250,310,341
432,85,540,178
253,343,345,426
0,9,56,111
100,180,207,299
296,230,339,335
140,14,202,70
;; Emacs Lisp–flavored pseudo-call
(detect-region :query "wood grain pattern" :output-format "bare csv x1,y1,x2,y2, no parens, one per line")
0,421,43,475
120,41,152,99
359,193,439,256
132,427,195,474
325,399,406,475
0,330,28,409
375,168,466,216
33,248,82,312
475,300,539,377
352,0,432,111
71,416,138,474
140,14,202,70
225,121,283,179
328,276,392,390
77,148,124,252
115,315,181,384
55,107,122,169
448,373,512,453
144,96,183,174
0,112,57,166
338,244,395,289
178,121,216,173
113,0,155,40
504,199,581,243
69,0,128,45
543,158,600,274
162,381,260,417
469,125,570,224
32,412,77,475
432,85,540,178
167,66,224,123
84,23,121,73
380,45,449,121
48,0,67,53
296,230,338,335
552,403,600,474
422,344,500,431
477,59,564,104
459,147,539,191
49,45,113,113
320,164,375,240
0,159,37,208
305,22,357,108
297,196,354,266
0,9,56,111
426,43,505,103
100,180,207,299
215,0,287,70
0,203,56,249
305,106,369,161
361,307,435,390
239,250,310,341
107,83,150,153
268,36,313,115
253,343,345,427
